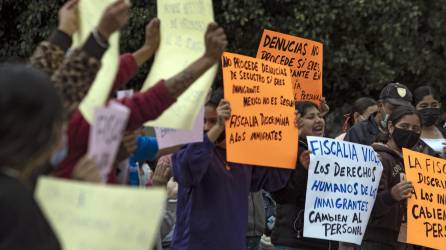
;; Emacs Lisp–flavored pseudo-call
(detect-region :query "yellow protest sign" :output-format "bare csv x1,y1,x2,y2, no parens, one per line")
403,148,446,250
221,52,298,169
35,177,166,250
256,29,323,104
75,0,120,123
141,0,217,129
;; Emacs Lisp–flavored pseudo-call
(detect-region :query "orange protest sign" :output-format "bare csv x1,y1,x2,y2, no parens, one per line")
256,29,323,103
403,148,446,250
221,52,298,169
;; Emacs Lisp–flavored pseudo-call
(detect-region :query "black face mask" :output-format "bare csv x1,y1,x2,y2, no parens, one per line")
392,127,421,149
419,108,440,127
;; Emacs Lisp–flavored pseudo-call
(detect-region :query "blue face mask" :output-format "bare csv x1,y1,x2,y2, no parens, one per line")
50,135,68,168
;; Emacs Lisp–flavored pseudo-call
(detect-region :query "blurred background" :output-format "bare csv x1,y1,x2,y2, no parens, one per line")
1,0,445,136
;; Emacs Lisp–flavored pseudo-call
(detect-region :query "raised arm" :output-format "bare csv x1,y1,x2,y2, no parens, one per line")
118,23,227,130
108,18,162,97
132,18,161,67
29,0,79,76
52,0,130,115
164,22,227,98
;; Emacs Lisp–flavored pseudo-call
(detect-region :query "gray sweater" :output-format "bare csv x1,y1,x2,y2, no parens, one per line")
247,191,266,237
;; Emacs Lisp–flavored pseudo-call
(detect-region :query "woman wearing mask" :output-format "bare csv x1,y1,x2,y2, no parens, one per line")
336,97,378,140
362,106,421,250
0,64,64,250
413,86,446,158
272,101,334,250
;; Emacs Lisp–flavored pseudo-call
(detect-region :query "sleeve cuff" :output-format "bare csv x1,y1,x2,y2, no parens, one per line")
48,29,72,52
82,33,109,60
203,134,217,149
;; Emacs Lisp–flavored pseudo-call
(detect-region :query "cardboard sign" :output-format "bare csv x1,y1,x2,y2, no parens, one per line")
35,177,166,250
221,52,297,169
403,148,446,250
88,102,130,181
154,107,204,149
304,137,383,244
141,0,216,129
75,0,120,123
256,29,323,103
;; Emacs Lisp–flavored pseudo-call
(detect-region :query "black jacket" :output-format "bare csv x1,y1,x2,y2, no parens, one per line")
0,172,61,250
271,139,330,249
363,143,404,248
344,114,382,146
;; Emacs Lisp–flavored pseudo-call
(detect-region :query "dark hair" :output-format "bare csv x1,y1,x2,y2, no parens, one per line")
295,101,319,116
0,64,64,170
375,106,423,143
344,97,377,129
206,87,223,107
388,106,422,128
413,85,441,105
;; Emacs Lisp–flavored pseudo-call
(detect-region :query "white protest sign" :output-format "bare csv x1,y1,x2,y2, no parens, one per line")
35,177,166,250
154,107,204,149
303,136,383,245
88,102,130,181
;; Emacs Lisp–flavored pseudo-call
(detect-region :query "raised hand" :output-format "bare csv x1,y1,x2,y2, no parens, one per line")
203,23,227,63
58,0,80,36
97,0,130,40
73,155,102,183
216,99,231,127
144,18,161,53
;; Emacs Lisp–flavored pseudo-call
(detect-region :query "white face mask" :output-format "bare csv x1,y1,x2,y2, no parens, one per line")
380,113,389,129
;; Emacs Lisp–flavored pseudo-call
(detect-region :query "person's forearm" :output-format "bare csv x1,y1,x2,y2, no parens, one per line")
207,124,224,143
132,46,156,67
165,55,215,98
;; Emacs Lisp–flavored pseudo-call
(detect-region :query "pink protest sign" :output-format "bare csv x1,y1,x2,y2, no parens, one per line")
154,107,204,149
88,102,130,181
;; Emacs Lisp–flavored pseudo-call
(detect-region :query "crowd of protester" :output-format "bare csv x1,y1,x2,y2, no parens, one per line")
1,1,445,250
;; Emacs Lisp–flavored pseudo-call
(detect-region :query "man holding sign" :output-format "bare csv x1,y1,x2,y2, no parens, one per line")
171,89,295,250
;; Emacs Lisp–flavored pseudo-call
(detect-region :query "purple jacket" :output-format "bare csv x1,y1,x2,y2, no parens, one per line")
171,135,292,250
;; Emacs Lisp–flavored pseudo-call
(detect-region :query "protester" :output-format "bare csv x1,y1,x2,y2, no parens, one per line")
413,86,446,158
170,88,293,250
362,106,421,250
55,21,227,182
271,101,334,250
30,0,130,115
345,82,413,145
0,64,63,250
336,97,377,140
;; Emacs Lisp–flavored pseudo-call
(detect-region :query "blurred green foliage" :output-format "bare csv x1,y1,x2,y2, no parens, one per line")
1,0,445,134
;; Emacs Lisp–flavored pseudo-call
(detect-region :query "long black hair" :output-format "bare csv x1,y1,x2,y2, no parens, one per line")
343,97,377,131
0,64,64,170
413,85,441,106
295,101,319,116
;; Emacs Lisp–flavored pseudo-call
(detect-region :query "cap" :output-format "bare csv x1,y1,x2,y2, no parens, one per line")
379,82,413,106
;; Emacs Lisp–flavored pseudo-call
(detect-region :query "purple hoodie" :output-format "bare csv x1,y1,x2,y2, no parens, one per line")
171,135,292,250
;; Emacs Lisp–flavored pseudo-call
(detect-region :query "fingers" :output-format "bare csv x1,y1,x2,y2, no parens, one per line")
206,22,219,33
146,17,161,31
65,0,79,9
